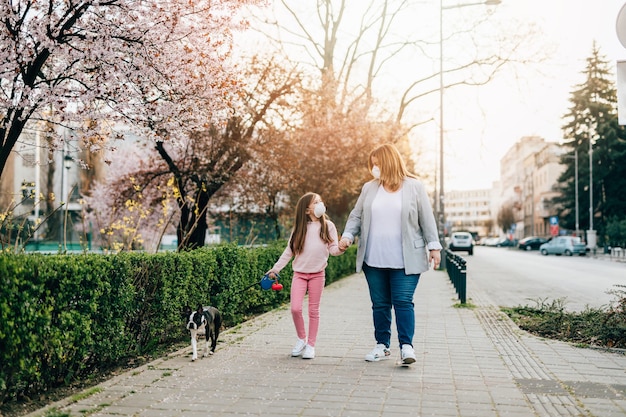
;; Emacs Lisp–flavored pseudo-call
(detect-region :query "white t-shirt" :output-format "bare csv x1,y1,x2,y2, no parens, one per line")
364,185,404,268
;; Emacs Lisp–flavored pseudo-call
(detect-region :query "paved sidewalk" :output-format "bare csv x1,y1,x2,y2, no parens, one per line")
27,270,626,417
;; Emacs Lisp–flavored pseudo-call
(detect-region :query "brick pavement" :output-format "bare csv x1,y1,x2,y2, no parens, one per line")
25,270,626,417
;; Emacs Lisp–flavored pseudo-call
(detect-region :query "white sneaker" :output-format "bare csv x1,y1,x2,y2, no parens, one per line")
302,344,315,359
365,343,391,362
401,344,416,364
291,338,307,357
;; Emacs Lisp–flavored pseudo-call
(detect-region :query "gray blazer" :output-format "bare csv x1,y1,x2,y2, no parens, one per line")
341,177,442,275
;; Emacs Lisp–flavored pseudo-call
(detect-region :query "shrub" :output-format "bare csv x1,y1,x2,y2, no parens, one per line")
0,244,357,405
502,285,626,350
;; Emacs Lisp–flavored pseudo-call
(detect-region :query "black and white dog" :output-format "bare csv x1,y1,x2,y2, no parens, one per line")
182,304,222,361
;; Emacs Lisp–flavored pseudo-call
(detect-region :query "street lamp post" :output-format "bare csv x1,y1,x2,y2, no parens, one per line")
564,149,579,236
33,129,41,241
60,150,72,250
587,128,596,252
438,0,501,265
574,148,579,235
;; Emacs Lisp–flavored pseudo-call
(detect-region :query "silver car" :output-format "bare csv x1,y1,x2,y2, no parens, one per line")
539,236,587,256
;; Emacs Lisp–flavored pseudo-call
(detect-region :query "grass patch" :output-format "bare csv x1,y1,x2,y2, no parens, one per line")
68,387,103,404
43,409,71,417
453,301,476,309
502,285,626,350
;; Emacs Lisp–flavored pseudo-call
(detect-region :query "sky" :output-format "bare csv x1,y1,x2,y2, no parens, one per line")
238,1,626,192
435,0,626,191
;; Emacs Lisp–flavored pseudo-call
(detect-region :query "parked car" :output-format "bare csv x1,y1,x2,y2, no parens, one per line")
517,236,548,251
449,231,473,255
539,236,587,256
495,237,516,247
481,237,500,247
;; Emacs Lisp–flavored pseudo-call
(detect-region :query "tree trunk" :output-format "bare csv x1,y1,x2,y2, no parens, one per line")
177,186,210,251
0,113,25,179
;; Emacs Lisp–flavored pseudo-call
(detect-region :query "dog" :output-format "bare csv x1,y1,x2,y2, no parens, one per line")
181,304,222,361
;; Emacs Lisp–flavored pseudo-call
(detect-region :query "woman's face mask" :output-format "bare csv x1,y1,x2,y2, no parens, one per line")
371,165,381,179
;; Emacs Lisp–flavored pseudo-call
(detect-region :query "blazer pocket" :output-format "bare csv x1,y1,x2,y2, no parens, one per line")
413,239,425,249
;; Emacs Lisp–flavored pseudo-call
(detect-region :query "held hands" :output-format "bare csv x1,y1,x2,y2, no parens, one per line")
338,237,351,251
429,249,441,269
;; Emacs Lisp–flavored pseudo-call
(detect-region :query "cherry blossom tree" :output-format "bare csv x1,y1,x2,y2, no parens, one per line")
0,0,263,179
82,146,179,252
84,55,302,251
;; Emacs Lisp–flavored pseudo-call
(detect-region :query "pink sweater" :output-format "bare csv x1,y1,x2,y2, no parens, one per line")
271,220,342,274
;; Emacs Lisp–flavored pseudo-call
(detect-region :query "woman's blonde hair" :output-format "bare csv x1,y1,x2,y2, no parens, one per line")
289,192,333,255
368,143,416,191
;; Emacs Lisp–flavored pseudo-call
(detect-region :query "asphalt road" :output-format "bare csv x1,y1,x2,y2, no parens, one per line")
461,245,626,312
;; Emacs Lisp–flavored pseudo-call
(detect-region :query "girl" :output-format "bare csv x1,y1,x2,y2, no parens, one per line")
267,192,343,359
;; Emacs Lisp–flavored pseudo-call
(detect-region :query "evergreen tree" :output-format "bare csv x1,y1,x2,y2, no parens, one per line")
555,44,626,246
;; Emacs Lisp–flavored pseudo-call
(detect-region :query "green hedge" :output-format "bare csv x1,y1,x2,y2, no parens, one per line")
0,243,357,405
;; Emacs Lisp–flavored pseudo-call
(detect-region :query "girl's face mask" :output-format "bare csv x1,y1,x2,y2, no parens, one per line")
313,202,326,218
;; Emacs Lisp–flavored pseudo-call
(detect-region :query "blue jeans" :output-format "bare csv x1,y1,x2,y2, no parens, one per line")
363,263,420,349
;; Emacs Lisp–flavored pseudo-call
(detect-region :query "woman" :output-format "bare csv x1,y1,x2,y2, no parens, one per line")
339,143,441,364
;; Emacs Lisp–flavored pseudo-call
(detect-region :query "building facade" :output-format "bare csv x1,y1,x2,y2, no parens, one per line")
0,124,82,245
498,136,560,239
443,136,567,242
445,185,502,239
521,142,565,238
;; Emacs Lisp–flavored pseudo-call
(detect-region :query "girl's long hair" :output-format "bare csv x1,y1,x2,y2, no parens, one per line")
368,143,416,192
290,192,333,255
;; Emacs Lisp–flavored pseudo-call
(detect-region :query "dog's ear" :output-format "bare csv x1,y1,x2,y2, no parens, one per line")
182,305,192,318
196,304,204,314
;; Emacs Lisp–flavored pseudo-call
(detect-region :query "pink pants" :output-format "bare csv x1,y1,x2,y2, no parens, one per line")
291,271,325,347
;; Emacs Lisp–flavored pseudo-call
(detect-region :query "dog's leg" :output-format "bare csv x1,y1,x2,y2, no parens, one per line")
203,330,211,357
210,327,219,354
190,329,198,361
210,309,221,354
211,310,221,354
